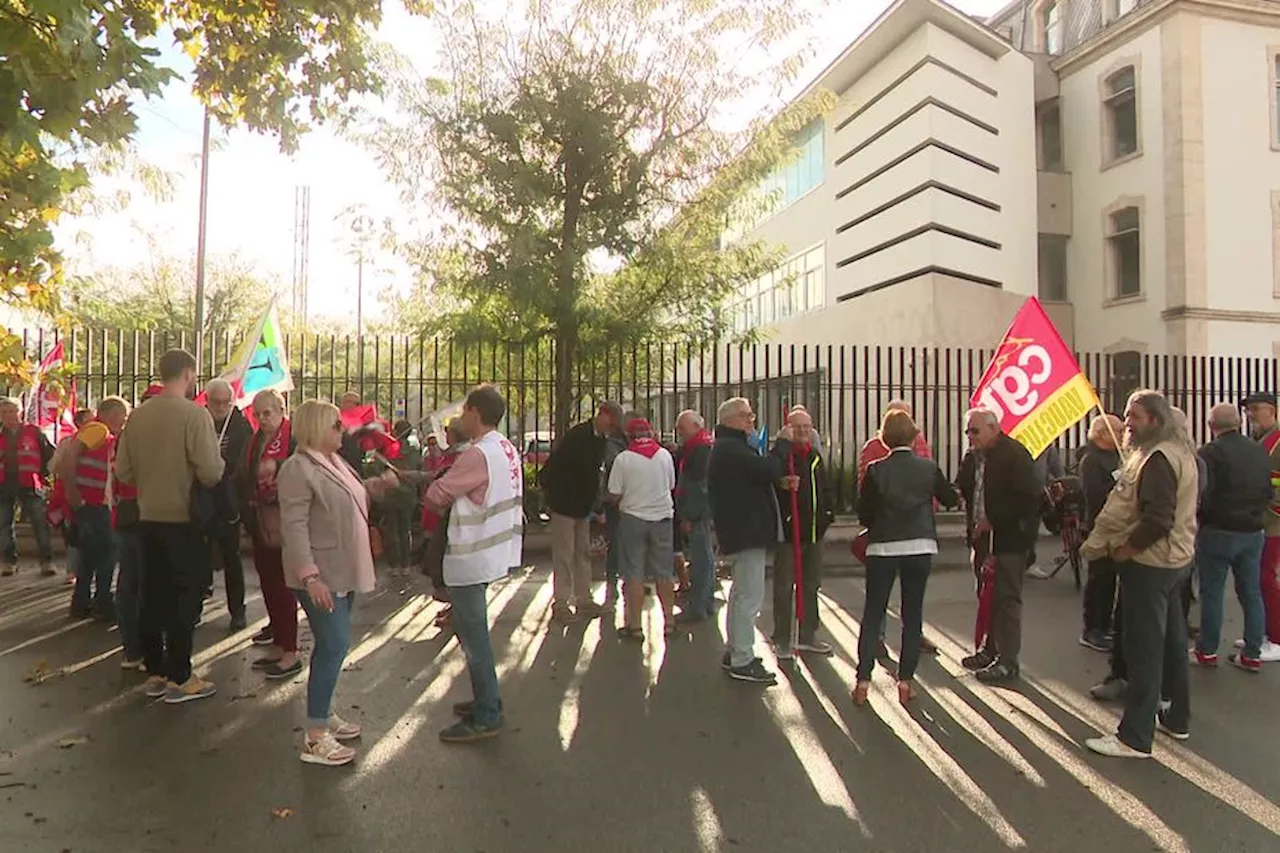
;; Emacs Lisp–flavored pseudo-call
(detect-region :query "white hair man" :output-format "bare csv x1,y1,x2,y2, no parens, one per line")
200,377,254,630
674,410,716,622
1082,390,1197,758
708,397,793,684
957,406,1040,684
0,397,56,577
1192,402,1275,669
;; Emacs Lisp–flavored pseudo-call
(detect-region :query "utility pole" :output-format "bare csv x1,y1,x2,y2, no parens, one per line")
349,213,373,383
194,108,211,371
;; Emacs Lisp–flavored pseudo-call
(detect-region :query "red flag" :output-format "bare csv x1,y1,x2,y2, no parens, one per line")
970,297,1098,458
340,403,377,432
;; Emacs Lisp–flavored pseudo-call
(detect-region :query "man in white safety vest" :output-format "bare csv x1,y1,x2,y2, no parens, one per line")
424,383,523,744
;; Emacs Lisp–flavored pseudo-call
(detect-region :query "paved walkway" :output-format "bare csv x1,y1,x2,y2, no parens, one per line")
1,560,1277,852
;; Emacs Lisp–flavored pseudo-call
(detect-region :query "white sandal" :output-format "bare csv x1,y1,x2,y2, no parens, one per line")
328,715,362,741
300,732,356,766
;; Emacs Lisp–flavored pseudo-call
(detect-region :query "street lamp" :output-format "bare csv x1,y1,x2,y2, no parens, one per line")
349,213,374,381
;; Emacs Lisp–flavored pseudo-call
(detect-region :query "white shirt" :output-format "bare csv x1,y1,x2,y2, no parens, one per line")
608,447,675,522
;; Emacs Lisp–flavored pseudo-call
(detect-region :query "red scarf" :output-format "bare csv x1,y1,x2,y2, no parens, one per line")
252,420,292,503
628,437,662,459
678,429,712,477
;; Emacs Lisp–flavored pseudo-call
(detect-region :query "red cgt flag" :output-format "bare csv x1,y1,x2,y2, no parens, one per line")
970,297,1099,459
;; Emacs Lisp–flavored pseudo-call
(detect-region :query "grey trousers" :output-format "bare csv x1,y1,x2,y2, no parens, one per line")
989,551,1028,666
1117,561,1192,753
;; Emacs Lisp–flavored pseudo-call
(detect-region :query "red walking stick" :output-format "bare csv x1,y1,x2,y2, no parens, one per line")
788,452,804,650
973,531,996,650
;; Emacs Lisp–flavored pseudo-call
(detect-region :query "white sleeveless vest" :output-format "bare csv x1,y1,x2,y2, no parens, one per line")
443,430,524,586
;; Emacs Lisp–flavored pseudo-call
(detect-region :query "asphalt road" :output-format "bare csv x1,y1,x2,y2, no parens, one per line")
1,559,1277,853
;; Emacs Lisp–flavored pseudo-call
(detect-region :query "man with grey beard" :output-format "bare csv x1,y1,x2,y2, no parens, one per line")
1082,390,1197,758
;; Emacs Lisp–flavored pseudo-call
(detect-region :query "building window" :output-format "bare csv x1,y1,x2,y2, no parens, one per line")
1109,0,1137,20
1103,66,1139,162
1041,1,1062,55
1038,234,1068,301
722,120,824,244
728,244,825,332
1273,53,1280,146
1108,207,1141,298
1038,102,1064,171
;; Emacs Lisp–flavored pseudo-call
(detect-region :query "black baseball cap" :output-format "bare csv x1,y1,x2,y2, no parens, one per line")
1241,392,1277,408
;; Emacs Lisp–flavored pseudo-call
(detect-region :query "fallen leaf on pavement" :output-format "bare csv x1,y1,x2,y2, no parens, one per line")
56,736,90,749
270,807,295,819
24,661,56,684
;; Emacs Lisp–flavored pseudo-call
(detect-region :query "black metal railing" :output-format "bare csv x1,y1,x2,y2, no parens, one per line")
11,328,1277,509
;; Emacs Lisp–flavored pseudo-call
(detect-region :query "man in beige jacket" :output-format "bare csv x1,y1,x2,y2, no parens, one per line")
1081,390,1197,759
115,349,225,706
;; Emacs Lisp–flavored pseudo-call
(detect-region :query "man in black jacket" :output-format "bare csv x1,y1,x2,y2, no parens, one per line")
709,397,791,684
203,379,253,630
960,407,1041,683
539,402,623,624
1079,414,1123,653
771,407,835,659
1193,402,1272,670
675,410,715,622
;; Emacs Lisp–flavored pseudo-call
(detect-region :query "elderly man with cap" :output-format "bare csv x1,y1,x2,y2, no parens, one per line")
607,415,677,639
1192,402,1273,671
1242,391,1280,661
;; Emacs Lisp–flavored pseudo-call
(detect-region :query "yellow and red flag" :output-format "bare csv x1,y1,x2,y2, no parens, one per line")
970,297,1098,459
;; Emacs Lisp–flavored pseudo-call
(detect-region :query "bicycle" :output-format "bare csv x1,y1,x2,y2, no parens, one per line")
1030,477,1083,590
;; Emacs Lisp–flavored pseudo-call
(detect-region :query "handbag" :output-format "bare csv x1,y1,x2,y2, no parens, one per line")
850,529,869,565
256,503,282,548
369,525,384,559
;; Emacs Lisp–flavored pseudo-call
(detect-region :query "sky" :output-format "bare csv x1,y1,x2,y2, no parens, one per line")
55,0,1010,330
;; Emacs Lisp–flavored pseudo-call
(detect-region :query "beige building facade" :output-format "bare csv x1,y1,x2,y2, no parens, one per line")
727,0,1280,359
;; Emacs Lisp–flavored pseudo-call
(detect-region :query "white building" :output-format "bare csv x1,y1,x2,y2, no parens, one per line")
726,0,1280,360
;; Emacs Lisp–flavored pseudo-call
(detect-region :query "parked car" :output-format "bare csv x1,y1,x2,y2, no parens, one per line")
522,431,554,466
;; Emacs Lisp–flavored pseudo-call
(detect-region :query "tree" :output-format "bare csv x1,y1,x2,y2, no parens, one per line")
63,238,280,346
0,0,384,351
363,0,832,436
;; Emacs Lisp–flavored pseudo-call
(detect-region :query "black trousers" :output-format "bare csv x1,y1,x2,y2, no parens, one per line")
208,522,245,617
1083,557,1118,634
139,523,209,685
382,505,415,569
1117,562,1191,753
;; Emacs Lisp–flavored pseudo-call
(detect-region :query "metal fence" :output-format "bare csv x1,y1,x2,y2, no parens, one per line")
14,328,1278,509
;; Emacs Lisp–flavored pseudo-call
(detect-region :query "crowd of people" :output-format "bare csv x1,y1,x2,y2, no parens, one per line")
3,347,1275,768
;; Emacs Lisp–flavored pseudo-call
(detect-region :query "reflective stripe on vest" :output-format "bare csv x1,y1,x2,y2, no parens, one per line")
443,432,524,586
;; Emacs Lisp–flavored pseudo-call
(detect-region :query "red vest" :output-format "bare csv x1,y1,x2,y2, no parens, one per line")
1,424,45,489
73,423,115,506
111,442,137,502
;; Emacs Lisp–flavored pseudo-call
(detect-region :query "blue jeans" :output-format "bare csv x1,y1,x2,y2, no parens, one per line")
726,548,766,668
686,519,716,618
295,589,354,727
72,504,115,612
115,529,144,660
1195,527,1265,659
0,488,53,563
448,582,502,728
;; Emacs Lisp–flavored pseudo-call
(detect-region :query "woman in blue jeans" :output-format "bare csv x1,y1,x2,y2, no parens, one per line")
278,400,398,767
853,410,959,706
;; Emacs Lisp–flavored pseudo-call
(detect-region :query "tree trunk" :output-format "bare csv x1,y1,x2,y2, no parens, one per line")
553,323,578,441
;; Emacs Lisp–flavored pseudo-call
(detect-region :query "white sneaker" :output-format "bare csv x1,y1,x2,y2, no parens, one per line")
1259,640,1280,662
1086,734,1150,759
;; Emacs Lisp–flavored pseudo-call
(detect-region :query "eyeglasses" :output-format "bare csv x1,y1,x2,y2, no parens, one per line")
965,427,982,436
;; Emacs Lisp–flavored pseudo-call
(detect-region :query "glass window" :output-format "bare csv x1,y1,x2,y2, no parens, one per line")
728,244,825,332
1108,207,1141,297
1042,1,1062,55
1105,66,1139,161
1038,102,1064,171
1037,234,1068,301
1111,0,1137,19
